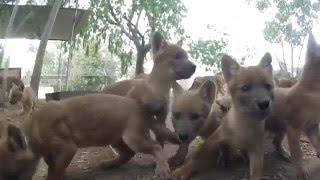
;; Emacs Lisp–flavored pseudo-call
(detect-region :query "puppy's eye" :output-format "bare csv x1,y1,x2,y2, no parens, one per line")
190,113,201,121
265,84,272,91
174,52,183,60
241,84,251,92
173,112,181,119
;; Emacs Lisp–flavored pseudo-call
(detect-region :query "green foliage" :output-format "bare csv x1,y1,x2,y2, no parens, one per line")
252,0,320,77
39,43,119,91
42,50,59,75
189,39,227,73
255,0,319,46
78,0,187,74
0,0,15,4
67,45,119,91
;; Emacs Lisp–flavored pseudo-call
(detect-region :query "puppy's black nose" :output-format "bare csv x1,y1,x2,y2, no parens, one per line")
190,64,196,74
178,134,189,141
258,101,269,111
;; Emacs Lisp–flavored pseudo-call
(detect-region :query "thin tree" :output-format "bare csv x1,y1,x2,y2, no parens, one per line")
30,0,63,95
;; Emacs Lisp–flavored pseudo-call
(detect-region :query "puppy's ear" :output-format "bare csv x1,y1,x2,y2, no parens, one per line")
152,32,168,55
307,32,318,57
176,39,183,47
7,124,27,152
198,80,216,104
259,52,273,75
221,55,240,82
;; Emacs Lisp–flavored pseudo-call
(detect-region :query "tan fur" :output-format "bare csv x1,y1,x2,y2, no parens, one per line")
169,80,230,168
190,75,226,97
275,77,296,88
102,32,196,146
9,84,37,115
0,94,172,180
174,53,275,180
0,120,38,180
0,76,24,93
266,33,320,179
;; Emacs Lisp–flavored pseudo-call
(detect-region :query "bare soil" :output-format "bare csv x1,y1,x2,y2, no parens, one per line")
2,104,320,180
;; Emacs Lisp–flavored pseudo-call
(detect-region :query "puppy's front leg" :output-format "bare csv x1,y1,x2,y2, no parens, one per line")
20,159,40,180
287,126,308,180
152,123,181,146
123,130,170,179
101,140,135,170
248,146,263,180
169,142,189,169
174,126,225,180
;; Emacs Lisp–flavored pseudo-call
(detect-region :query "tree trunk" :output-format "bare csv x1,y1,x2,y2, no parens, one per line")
290,44,294,78
135,47,147,75
30,0,63,95
280,39,288,74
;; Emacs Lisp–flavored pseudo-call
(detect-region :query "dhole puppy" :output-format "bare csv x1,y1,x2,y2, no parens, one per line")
174,53,274,180
103,32,196,146
0,76,24,93
190,75,226,96
0,94,172,180
9,83,37,115
170,79,231,168
266,33,320,179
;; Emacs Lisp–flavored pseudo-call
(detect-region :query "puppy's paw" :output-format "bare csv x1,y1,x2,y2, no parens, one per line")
278,150,291,162
155,163,171,179
169,156,184,170
217,152,229,168
297,166,310,180
172,161,194,180
173,166,190,180
100,159,122,170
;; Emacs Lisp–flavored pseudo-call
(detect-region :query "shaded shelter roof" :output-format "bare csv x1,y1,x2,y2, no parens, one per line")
0,4,90,41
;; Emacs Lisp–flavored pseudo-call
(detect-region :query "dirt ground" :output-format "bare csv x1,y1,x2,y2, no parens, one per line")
2,104,320,180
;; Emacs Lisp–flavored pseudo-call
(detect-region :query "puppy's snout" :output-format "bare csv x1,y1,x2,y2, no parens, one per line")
257,100,270,111
178,134,189,141
189,63,196,74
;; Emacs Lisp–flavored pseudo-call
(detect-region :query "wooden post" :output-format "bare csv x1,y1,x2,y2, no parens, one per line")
30,0,63,95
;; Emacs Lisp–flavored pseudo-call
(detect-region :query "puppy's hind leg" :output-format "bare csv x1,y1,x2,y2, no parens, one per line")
287,126,308,180
101,139,135,170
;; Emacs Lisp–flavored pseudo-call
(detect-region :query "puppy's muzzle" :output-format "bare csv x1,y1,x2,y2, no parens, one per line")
178,133,189,141
175,63,196,80
257,100,270,111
